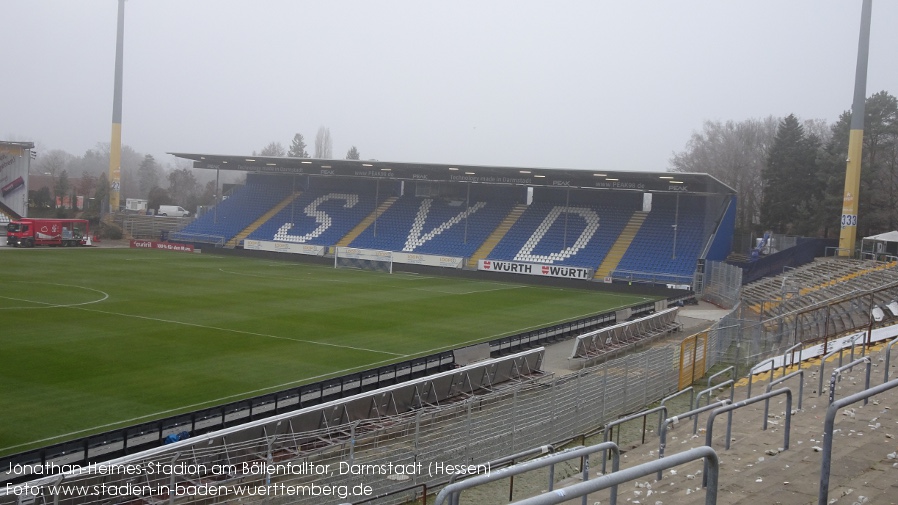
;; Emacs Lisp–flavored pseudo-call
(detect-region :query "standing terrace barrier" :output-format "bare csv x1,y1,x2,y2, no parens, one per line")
693,381,734,434
705,366,734,391
817,336,867,397
659,386,694,409
765,369,805,412
349,445,558,505
705,388,792,452
569,308,679,359
433,442,621,505
600,407,667,474
508,446,720,505
745,358,776,399
884,335,898,382
818,378,898,505
703,388,792,486
781,342,804,373
828,356,872,406
656,399,730,480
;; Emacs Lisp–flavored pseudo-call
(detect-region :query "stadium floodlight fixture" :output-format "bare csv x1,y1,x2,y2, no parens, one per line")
465,172,475,175
659,176,674,179
520,170,531,174
266,163,277,166
534,175,546,178
593,173,607,177
363,163,373,167
606,178,619,181
669,180,684,184
301,161,312,164
449,167,459,170
245,158,255,162
321,165,331,169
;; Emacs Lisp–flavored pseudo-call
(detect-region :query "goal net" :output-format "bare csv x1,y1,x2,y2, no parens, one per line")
334,247,393,274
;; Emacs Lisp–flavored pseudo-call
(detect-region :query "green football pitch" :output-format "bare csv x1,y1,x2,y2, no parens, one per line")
0,247,657,456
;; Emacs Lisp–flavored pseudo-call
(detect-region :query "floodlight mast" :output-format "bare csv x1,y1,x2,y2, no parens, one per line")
837,0,872,257
108,0,126,214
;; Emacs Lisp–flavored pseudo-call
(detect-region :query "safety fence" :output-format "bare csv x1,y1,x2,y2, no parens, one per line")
568,307,679,359
700,261,742,309
699,274,898,382
0,351,454,482
0,346,678,505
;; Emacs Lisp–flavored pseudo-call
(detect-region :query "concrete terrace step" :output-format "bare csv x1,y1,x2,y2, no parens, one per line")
534,344,898,505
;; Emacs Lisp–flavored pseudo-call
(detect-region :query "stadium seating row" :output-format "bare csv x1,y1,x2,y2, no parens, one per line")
174,176,722,283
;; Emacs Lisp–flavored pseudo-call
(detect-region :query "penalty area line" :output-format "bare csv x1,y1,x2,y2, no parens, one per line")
70,305,405,357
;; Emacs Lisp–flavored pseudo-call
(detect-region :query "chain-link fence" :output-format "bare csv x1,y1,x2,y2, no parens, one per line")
700,261,742,309
704,277,898,379
0,347,679,505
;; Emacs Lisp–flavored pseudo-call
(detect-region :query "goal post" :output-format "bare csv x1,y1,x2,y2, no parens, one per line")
334,247,393,274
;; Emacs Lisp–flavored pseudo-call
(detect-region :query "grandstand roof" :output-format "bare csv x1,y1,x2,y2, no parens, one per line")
169,152,735,195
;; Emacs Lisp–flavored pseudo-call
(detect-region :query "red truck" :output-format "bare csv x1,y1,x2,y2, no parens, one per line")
6,218,91,247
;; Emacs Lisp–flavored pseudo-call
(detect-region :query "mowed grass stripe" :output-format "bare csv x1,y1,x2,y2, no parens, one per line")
0,248,655,454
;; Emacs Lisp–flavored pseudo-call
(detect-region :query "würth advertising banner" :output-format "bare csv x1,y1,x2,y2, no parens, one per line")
477,259,591,280
130,240,195,253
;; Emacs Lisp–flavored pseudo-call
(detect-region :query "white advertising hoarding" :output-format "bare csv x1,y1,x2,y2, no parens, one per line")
244,239,326,256
393,252,463,268
477,259,592,280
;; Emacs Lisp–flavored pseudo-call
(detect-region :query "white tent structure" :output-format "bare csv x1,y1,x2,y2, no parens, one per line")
861,231,898,260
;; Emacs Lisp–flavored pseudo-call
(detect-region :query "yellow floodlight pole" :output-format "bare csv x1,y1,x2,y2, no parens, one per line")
838,0,873,257
108,0,125,213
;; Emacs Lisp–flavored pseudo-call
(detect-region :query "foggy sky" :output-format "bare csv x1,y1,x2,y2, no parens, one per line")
3,1,897,172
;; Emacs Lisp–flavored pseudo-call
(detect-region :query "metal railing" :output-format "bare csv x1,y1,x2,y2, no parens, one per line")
818,378,898,505
434,442,621,505
600,407,668,474
509,446,720,505
657,399,730,480
828,357,872,406
703,388,792,486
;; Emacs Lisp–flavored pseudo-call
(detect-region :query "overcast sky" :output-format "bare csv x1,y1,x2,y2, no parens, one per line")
3,1,897,172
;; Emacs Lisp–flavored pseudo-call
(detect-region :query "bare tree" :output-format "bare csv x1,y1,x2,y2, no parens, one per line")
168,168,199,208
36,149,73,177
259,142,286,157
670,117,779,235
314,126,333,158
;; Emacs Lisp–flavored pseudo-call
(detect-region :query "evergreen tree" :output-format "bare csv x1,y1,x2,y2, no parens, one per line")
55,170,70,205
94,172,109,214
137,154,160,198
760,114,822,233
287,133,309,158
346,146,360,160
819,91,898,237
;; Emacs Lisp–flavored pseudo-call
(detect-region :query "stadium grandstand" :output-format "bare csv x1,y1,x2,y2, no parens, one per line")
8,153,898,505
165,154,737,287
